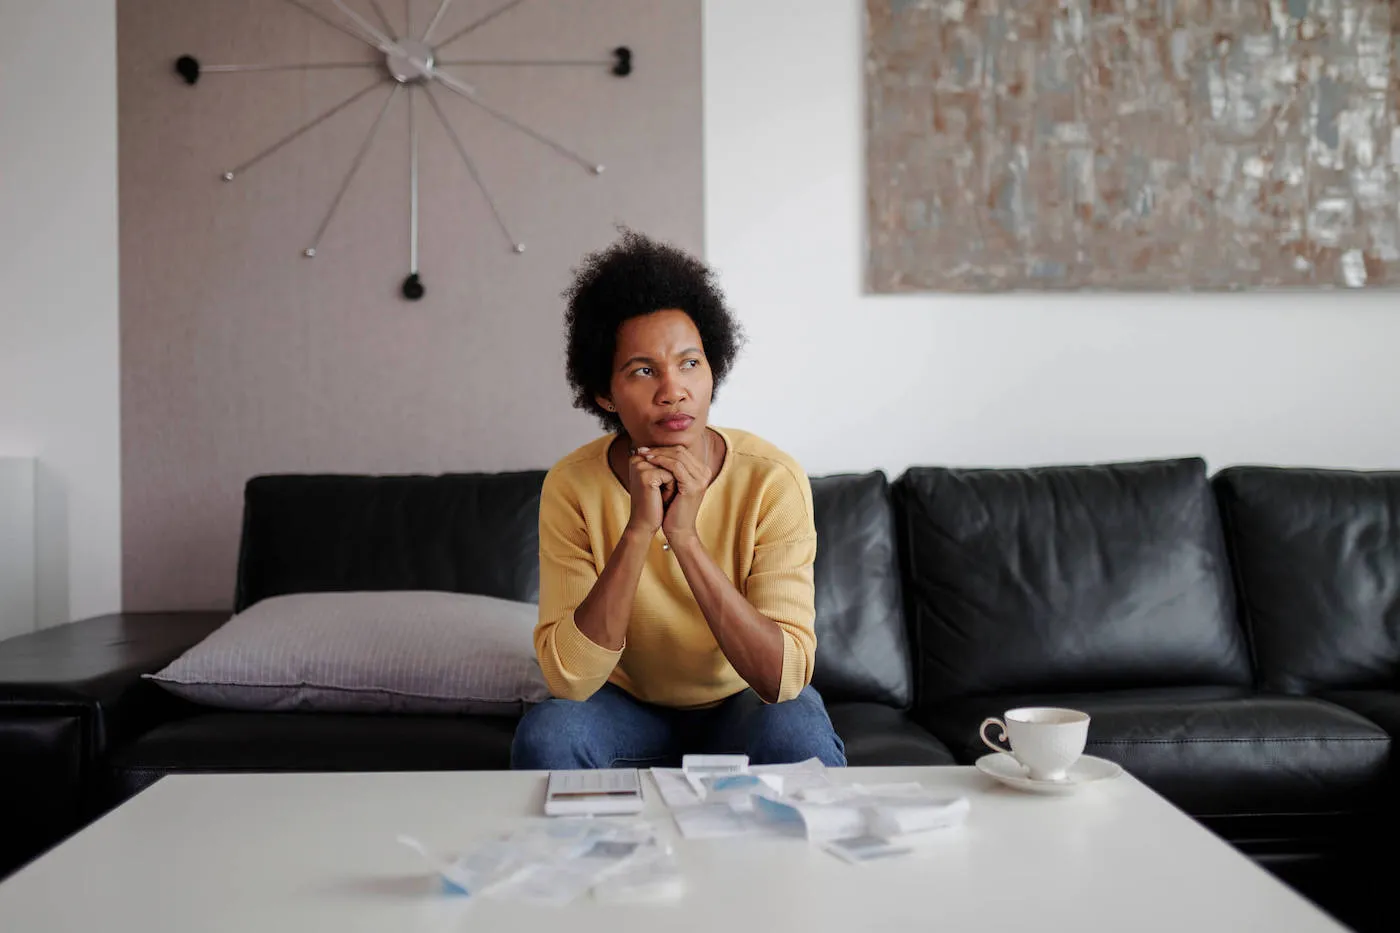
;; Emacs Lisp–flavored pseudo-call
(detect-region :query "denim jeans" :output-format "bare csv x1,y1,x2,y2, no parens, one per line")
511,684,847,769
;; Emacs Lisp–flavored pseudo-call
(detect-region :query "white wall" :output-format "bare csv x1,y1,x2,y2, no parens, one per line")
0,459,37,639
703,0,1400,476
0,1,121,627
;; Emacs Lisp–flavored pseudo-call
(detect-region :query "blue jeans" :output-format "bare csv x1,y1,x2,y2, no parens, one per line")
511,684,847,769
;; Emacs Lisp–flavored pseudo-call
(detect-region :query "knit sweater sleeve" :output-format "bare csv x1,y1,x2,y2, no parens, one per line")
744,464,818,702
534,467,622,701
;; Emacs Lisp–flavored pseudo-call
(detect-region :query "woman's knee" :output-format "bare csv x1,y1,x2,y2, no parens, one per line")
510,698,608,770
746,687,847,767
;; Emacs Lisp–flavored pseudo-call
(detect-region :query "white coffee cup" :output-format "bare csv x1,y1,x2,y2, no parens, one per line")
979,707,1090,782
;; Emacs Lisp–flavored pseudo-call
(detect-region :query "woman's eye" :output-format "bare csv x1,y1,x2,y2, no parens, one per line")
682,359,699,369
633,367,653,377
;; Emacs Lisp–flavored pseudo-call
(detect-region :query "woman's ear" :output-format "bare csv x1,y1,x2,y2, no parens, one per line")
595,394,616,413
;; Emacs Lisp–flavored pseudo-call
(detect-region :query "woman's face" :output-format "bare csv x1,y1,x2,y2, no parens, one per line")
599,309,713,448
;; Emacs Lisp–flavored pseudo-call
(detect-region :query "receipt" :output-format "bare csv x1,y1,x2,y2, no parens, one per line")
866,795,970,837
670,803,792,840
398,820,664,904
753,789,970,843
752,795,867,841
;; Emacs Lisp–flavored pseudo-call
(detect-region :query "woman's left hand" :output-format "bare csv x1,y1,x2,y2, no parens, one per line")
639,444,716,544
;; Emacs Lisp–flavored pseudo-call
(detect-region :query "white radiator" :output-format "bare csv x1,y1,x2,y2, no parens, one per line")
0,457,36,641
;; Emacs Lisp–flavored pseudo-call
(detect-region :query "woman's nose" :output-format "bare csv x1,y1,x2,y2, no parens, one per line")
656,371,687,405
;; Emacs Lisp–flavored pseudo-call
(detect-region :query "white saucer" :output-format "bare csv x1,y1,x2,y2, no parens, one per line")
974,753,1123,795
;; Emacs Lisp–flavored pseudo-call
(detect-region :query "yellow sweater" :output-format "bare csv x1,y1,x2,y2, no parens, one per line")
535,426,818,708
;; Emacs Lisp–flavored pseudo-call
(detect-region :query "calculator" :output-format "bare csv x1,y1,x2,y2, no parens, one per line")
544,768,646,816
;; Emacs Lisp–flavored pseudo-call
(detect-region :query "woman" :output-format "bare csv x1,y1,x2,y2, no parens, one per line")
511,231,846,770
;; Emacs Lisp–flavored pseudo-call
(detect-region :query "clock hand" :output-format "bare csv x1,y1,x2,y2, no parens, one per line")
281,0,388,52
433,69,601,173
330,0,404,56
431,68,478,99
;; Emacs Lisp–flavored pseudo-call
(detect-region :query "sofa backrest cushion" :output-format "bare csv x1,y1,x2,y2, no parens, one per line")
895,458,1250,704
809,472,911,707
235,469,915,706
1214,466,1400,693
234,473,546,612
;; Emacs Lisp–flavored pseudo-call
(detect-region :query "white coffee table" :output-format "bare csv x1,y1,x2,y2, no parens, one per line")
0,766,1345,932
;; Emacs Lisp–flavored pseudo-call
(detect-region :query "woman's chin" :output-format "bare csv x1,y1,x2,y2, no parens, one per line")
647,423,704,447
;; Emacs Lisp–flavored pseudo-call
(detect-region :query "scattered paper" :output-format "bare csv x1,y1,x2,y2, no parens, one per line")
592,849,685,903
681,754,750,798
823,834,916,865
867,795,970,838
670,803,791,840
651,760,969,857
652,757,831,811
652,768,703,808
753,758,833,797
754,795,867,841
399,819,672,904
755,791,970,843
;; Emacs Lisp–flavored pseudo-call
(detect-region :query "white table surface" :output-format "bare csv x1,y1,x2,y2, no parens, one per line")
0,766,1344,932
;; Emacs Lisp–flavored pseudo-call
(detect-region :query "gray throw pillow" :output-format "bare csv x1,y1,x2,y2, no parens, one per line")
146,591,550,715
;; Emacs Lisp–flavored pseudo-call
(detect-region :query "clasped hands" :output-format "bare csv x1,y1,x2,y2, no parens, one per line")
624,444,715,543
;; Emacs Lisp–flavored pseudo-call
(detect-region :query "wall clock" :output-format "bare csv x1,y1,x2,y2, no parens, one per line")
175,0,632,300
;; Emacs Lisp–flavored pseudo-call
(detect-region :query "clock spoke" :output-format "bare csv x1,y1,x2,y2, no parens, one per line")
409,86,420,276
201,61,379,74
434,69,603,174
305,84,402,257
434,0,528,53
436,58,609,68
330,0,402,53
420,0,455,43
223,79,386,181
423,87,523,253
280,0,385,52
366,0,397,39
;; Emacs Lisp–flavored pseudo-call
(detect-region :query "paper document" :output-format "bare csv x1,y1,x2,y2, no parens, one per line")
670,803,792,840
652,757,831,810
649,760,967,848
652,768,704,808
399,819,673,904
755,791,970,842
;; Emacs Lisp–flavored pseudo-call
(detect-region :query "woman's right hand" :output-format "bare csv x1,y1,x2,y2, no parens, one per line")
626,449,675,534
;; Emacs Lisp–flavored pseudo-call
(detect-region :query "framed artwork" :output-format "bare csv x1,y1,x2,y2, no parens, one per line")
866,0,1400,292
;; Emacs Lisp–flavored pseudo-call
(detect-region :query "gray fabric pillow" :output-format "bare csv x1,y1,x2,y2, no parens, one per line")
146,591,550,715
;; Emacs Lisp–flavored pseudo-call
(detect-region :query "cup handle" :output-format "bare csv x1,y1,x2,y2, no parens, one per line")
979,717,1013,756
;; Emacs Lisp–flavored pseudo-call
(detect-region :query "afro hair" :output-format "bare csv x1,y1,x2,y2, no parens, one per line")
563,230,744,431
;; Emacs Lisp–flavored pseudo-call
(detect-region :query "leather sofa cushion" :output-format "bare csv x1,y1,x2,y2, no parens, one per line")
896,459,1250,703
103,712,519,805
919,687,1390,818
826,702,954,766
234,472,548,612
1214,467,1400,694
0,713,83,878
809,473,911,706
1320,690,1400,741
0,613,228,751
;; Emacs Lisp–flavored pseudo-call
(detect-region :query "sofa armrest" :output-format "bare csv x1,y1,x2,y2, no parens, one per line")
0,612,227,750
0,612,225,874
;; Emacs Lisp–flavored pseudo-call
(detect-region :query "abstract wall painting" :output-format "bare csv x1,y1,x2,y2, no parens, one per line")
865,0,1400,292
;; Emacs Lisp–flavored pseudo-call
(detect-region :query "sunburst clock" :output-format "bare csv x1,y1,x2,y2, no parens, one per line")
175,0,632,300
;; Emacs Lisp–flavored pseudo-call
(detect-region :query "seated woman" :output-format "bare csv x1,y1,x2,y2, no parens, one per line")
511,231,846,770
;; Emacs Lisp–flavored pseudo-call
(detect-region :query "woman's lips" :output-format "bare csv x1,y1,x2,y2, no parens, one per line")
656,415,694,432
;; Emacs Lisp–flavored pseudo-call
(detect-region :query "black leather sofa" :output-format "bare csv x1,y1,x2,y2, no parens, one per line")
2,457,1395,929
